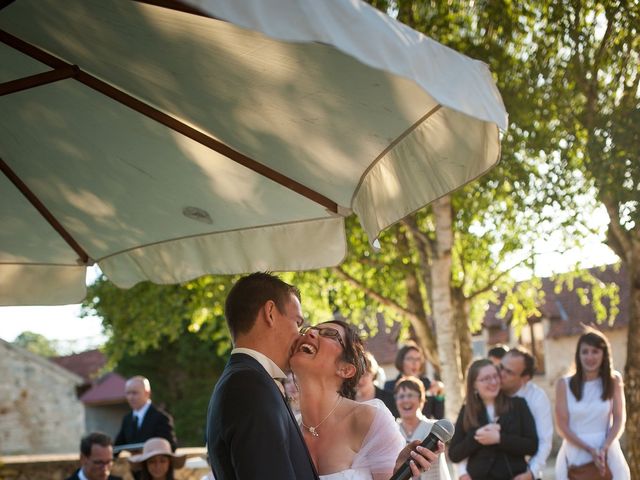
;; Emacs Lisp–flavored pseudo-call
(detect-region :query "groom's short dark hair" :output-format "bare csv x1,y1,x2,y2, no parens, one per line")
225,272,300,339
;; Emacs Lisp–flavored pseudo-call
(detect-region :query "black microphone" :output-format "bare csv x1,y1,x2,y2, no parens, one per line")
388,418,455,480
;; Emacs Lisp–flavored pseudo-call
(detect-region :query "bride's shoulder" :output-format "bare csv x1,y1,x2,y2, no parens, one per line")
345,399,377,434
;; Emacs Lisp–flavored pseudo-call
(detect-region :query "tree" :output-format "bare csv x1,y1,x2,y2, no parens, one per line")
83,277,231,445
522,0,640,472
81,0,625,433
12,331,59,357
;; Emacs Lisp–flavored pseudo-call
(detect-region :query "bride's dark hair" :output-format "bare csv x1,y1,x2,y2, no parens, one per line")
318,320,367,399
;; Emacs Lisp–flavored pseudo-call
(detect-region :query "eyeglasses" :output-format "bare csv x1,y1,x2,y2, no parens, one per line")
404,356,423,363
394,392,420,401
300,325,345,350
476,374,500,384
90,459,114,467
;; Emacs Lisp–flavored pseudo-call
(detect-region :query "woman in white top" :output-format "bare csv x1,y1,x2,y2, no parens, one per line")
555,328,630,479
394,376,451,480
291,320,442,480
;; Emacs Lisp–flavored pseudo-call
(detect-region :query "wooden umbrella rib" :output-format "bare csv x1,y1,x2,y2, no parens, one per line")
132,0,216,19
0,157,91,265
0,29,340,214
0,65,79,96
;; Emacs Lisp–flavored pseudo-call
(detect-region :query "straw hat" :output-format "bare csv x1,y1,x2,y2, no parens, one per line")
128,438,186,470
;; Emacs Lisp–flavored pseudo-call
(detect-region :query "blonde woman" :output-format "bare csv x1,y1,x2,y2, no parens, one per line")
394,376,450,480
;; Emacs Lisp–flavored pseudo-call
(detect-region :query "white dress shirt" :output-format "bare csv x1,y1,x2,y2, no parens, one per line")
231,347,287,395
133,399,152,427
517,381,553,479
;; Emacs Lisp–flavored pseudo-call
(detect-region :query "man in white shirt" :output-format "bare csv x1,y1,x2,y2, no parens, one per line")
456,347,552,480
498,347,552,480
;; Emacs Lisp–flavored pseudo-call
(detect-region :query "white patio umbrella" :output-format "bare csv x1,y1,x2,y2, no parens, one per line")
0,0,507,305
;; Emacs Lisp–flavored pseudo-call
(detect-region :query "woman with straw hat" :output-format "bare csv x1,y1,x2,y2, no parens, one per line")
128,437,186,480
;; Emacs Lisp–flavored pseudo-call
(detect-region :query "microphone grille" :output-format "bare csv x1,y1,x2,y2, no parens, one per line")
430,419,455,443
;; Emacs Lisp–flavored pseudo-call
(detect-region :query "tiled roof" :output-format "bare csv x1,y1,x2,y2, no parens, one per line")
79,372,127,405
363,312,401,365
483,263,628,339
50,349,107,384
544,264,628,338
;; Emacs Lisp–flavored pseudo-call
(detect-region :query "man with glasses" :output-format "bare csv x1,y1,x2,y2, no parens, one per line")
66,431,121,480
498,348,552,480
456,348,551,480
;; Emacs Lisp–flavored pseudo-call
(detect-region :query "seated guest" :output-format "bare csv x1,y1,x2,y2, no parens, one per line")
449,359,538,480
66,431,121,480
356,351,399,417
128,437,186,480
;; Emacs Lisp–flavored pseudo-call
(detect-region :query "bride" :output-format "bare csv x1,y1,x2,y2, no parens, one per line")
291,320,440,480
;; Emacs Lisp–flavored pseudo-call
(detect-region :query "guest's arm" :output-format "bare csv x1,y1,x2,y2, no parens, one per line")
525,388,553,480
155,409,178,451
498,398,537,456
448,407,482,463
603,372,626,451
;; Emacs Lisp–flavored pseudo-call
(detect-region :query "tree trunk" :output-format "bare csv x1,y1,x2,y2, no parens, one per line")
602,196,640,474
624,241,640,477
452,287,473,376
431,196,463,418
398,223,440,371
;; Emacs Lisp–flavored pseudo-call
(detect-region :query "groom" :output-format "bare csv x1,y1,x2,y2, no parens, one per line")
207,272,437,480
207,272,316,479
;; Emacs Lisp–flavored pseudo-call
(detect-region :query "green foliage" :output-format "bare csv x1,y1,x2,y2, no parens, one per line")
526,0,639,229
12,331,59,357
82,277,232,446
554,265,621,325
82,275,234,365
115,329,225,446
79,3,632,430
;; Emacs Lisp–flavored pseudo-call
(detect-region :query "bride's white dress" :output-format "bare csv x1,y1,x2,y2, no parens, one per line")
555,376,630,480
319,399,405,480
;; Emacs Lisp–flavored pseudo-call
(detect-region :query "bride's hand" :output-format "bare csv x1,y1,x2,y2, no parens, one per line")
394,440,444,478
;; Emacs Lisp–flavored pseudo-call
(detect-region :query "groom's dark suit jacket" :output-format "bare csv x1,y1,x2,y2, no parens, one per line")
207,353,319,480
114,403,177,451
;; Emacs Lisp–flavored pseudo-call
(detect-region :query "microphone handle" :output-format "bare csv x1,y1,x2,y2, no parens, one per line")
388,434,440,480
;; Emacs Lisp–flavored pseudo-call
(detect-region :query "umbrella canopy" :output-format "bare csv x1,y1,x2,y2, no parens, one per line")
0,0,508,305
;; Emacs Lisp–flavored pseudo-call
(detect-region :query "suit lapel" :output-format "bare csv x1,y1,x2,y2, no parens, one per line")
280,390,320,480
230,354,320,479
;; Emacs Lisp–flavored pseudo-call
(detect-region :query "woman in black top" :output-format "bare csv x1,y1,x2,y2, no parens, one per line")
384,342,445,419
449,359,537,480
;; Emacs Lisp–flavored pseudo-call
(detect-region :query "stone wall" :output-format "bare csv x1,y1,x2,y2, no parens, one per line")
0,340,84,455
0,450,209,480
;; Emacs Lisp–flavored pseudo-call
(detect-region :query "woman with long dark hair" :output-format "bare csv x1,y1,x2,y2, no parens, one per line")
555,328,629,479
128,437,185,480
448,359,537,479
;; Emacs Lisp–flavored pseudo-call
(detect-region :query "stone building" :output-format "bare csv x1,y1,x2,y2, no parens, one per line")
0,339,84,455
51,349,128,438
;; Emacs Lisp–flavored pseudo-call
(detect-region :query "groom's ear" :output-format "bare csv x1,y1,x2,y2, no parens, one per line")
337,362,357,379
261,300,277,327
